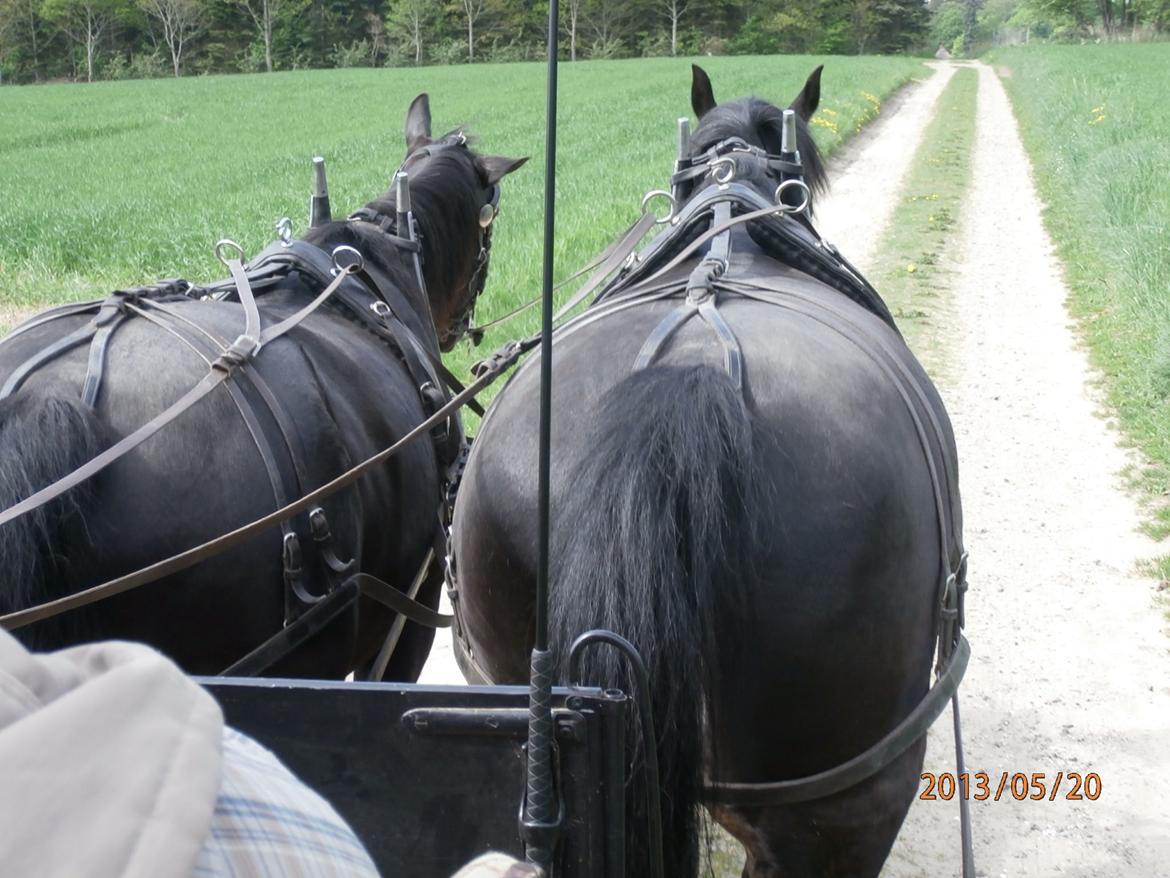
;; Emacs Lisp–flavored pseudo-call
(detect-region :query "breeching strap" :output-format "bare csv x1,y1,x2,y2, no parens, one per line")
0,336,529,632
0,258,357,534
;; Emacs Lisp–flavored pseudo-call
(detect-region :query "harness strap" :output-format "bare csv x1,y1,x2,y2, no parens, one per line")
705,636,969,805
0,336,527,632
632,303,698,373
697,298,742,391
0,260,355,533
349,571,453,628
0,300,104,349
554,211,658,322
227,257,262,351
0,368,232,532
367,545,438,681
81,308,127,407
0,321,98,400
220,577,361,677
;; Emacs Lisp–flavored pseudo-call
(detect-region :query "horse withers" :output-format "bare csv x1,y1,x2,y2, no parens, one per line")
0,94,525,680
450,66,965,877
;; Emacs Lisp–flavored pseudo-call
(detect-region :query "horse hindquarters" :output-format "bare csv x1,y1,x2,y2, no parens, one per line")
550,364,760,878
0,392,112,648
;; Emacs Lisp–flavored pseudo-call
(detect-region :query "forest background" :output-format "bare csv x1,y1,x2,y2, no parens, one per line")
0,0,1166,85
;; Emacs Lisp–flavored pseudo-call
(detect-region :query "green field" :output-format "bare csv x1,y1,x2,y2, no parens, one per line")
0,55,926,383
990,44,1170,545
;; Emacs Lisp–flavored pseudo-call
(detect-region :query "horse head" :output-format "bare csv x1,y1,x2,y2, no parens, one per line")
313,94,527,352
685,64,828,215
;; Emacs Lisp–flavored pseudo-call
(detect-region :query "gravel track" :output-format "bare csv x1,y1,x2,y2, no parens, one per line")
884,62,1170,878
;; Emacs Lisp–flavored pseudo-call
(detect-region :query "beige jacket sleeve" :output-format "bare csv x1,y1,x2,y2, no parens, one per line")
0,629,223,878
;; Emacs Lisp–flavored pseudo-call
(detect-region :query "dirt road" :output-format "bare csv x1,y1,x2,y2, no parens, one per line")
878,63,1170,878
421,61,1170,877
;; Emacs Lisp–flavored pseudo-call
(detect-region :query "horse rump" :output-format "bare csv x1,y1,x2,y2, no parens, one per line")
550,363,761,877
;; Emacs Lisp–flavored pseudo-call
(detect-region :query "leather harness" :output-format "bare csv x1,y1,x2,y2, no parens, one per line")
0,202,493,671
449,144,973,871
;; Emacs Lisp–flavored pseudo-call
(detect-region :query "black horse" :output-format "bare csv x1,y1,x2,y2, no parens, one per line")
450,66,965,876
0,94,525,680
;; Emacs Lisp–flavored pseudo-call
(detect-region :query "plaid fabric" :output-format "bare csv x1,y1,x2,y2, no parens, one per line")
192,727,380,878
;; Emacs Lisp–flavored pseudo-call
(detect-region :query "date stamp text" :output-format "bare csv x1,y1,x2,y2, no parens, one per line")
919,771,1101,802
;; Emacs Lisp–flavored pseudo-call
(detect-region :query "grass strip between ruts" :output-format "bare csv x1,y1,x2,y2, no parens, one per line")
868,65,979,382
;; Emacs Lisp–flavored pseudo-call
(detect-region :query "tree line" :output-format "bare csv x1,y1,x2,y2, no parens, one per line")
0,0,1165,84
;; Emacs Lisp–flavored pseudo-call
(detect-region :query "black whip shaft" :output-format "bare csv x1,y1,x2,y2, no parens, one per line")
522,0,561,871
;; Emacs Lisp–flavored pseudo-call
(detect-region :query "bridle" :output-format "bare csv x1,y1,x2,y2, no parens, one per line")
669,132,814,218
348,131,501,349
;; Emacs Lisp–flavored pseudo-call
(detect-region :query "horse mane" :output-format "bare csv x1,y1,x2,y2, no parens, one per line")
368,133,486,298
690,97,828,205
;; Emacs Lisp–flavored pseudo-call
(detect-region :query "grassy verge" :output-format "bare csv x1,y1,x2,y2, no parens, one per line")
0,55,927,391
988,44,1170,547
868,65,978,376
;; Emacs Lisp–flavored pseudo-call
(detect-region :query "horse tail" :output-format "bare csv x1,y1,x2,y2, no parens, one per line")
551,364,760,877
0,392,112,646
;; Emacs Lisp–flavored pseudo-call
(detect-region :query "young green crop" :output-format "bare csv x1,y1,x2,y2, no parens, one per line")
991,44,1170,540
0,55,926,387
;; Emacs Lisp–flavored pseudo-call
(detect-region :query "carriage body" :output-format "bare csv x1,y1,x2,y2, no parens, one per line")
201,677,629,877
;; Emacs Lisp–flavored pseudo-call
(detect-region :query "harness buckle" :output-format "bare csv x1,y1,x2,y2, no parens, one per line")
213,334,261,372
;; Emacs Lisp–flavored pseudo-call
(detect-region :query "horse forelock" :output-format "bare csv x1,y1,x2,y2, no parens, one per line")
691,97,828,201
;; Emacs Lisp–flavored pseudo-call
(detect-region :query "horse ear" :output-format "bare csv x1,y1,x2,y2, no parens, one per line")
478,154,529,185
691,64,716,119
405,93,432,151
790,65,823,121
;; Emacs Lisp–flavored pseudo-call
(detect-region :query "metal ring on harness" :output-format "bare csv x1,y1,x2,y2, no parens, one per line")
710,156,737,185
330,244,364,276
215,239,246,267
774,179,812,215
640,190,677,224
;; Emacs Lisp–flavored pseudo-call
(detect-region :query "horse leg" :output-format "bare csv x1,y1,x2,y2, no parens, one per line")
709,737,926,878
